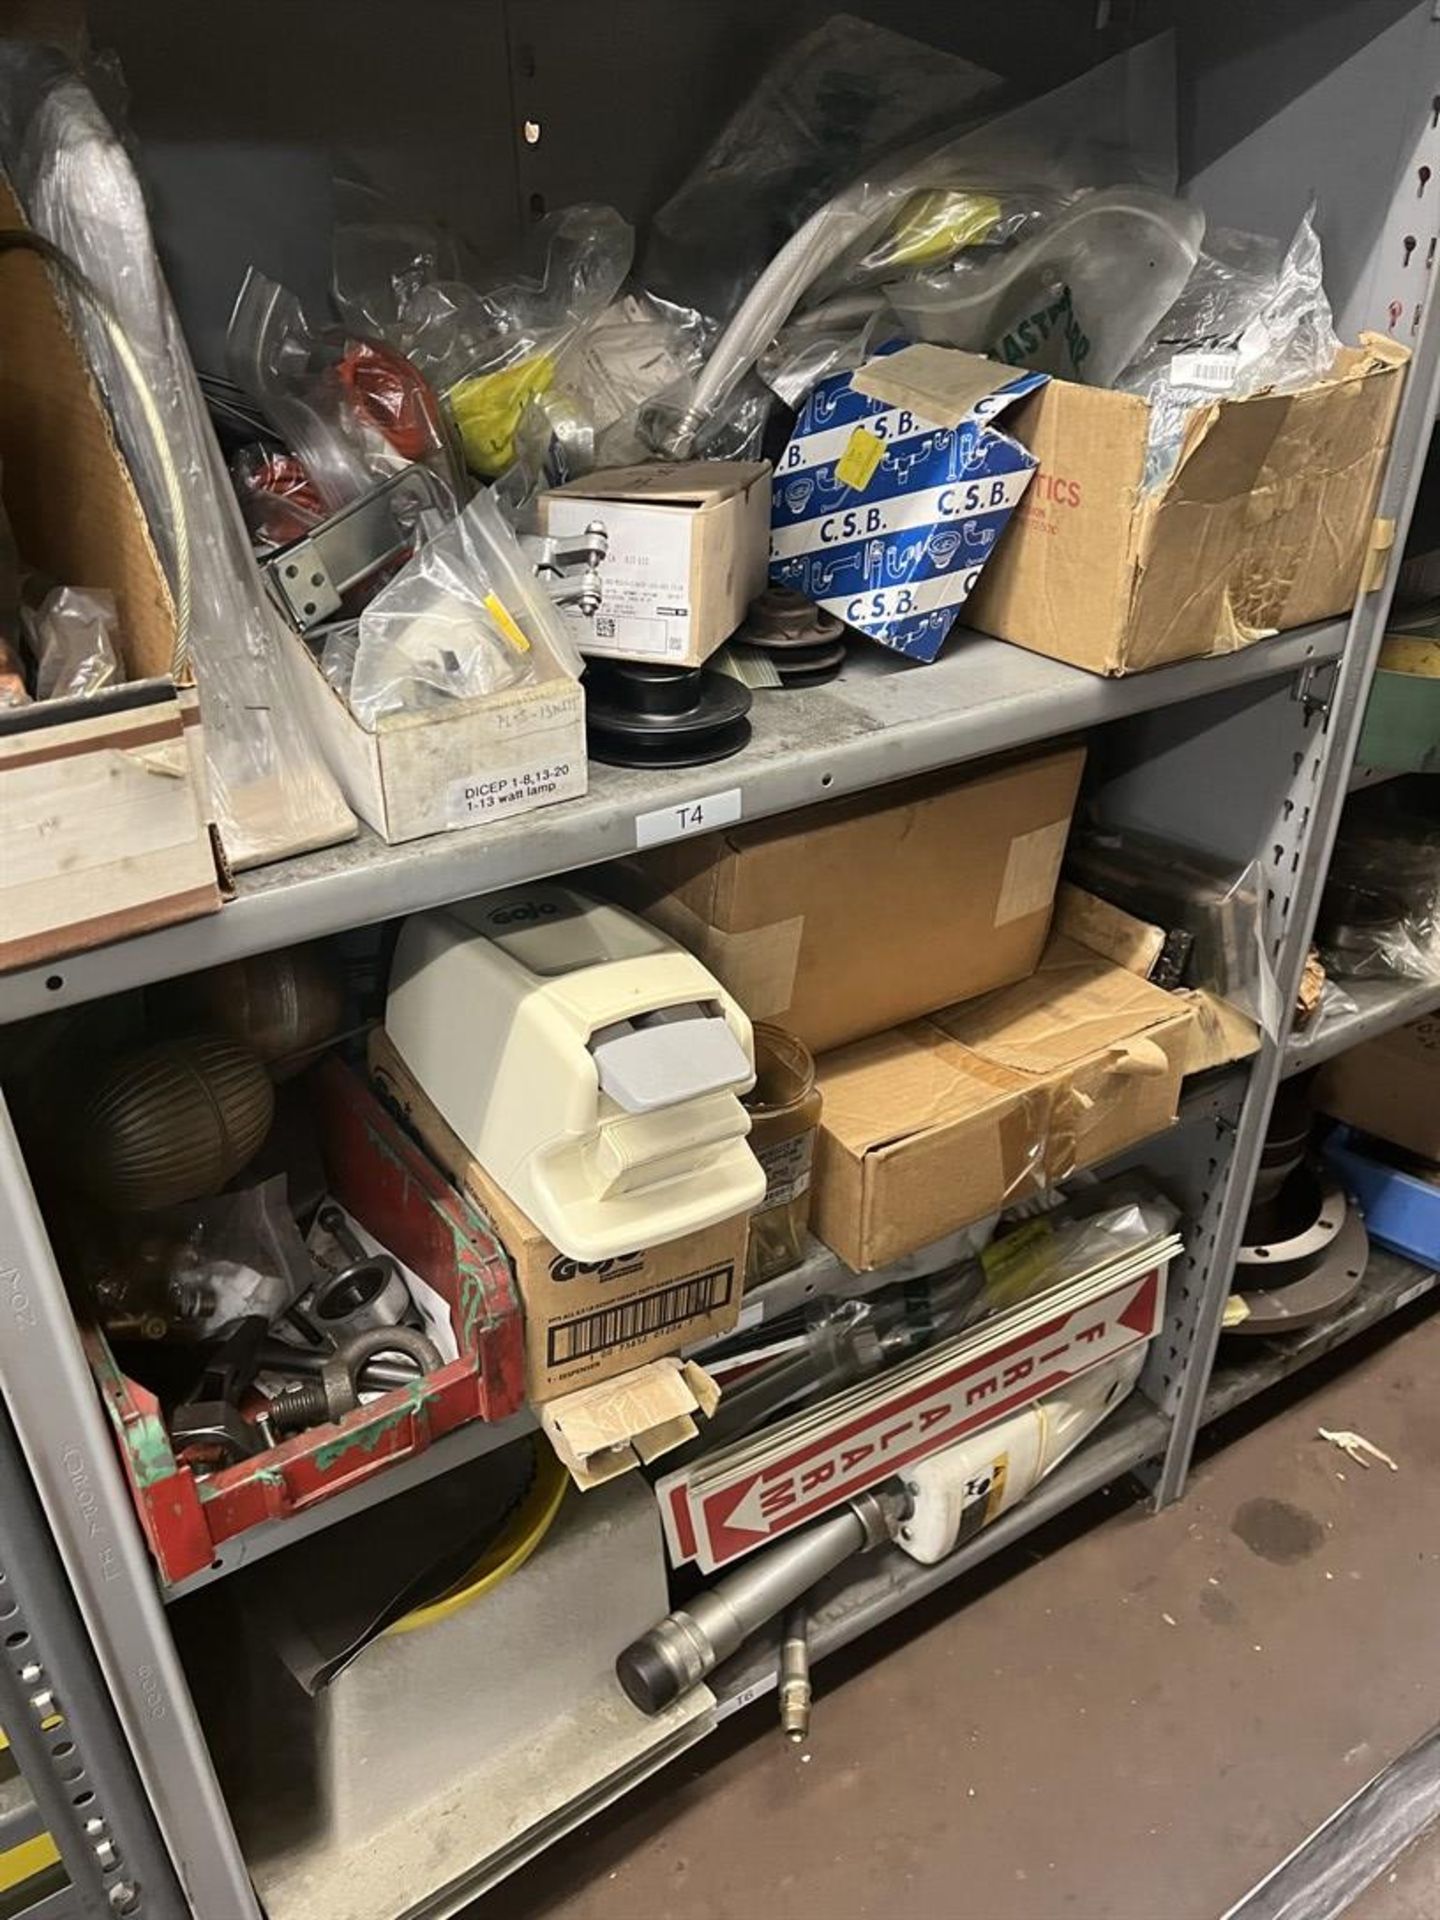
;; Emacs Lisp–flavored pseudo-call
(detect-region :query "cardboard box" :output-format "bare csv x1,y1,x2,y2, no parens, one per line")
1316,1013,1440,1162
370,1030,747,1399
811,935,1196,1269
770,345,1046,663
283,624,585,843
0,182,223,970
1054,882,1259,1073
965,336,1409,676
538,460,771,667
605,744,1085,1055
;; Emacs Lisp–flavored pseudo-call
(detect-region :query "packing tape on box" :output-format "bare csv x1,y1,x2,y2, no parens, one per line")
995,818,1071,928
642,895,806,1023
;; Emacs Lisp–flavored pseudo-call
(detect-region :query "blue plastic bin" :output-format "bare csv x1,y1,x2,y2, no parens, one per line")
1324,1126,1440,1268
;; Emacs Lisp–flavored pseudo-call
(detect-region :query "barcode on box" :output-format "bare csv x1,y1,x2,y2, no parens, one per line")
548,1265,736,1364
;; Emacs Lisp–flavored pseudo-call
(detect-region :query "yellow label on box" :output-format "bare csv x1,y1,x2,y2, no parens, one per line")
836,426,885,492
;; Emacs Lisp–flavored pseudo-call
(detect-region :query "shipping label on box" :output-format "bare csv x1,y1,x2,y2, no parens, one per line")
769,346,1047,663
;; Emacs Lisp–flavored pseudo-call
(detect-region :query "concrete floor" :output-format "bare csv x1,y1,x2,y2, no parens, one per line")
487,1297,1440,1920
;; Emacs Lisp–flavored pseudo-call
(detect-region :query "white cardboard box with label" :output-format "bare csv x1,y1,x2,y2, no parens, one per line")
538,461,771,667
283,623,585,845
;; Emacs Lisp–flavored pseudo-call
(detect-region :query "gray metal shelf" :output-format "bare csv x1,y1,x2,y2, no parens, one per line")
0,621,1345,1026
1203,1247,1440,1424
711,1393,1169,1720
1283,977,1440,1076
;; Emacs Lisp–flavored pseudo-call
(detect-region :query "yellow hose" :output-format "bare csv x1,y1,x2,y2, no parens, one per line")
386,1443,567,1635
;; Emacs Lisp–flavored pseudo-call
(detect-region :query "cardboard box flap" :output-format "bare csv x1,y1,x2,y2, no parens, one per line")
817,1023,1026,1156
1124,333,1411,672
935,936,1183,1074
851,344,1034,427
0,181,177,682
548,460,768,508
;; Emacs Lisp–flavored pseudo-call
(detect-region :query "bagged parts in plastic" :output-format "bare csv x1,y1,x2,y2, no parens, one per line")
1066,827,1283,1038
886,185,1204,387
1316,781,1440,982
0,45,354,867
1117,211,1341,487
23,585,122,700
643,15,1004,326
334,189,634,480
342,489,579,732
659,34,1185,452
227,272,459,514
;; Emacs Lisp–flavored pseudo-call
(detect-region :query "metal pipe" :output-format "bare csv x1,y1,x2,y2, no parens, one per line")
778,1598,812,1744
616,1481,908,1715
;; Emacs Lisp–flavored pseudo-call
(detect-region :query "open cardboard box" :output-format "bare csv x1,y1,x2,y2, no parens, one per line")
284,621,586,845
0,181,223,969
965,336,1409,675
811,933,1198,1269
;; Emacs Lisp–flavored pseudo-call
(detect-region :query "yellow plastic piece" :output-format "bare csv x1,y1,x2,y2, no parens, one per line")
835,427,885,492
386,1445,567,1635
871,189,1003,273
0,1830,60,1893
449,352,556,477
483,591,532,655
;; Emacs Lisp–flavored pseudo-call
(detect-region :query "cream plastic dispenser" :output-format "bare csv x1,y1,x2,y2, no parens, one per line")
385,884,766,1261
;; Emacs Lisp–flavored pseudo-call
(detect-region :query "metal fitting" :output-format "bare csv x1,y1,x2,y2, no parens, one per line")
270,1325,442,1435
312,1204,414,1334
617,1480,910,1716
778,1599,811,1744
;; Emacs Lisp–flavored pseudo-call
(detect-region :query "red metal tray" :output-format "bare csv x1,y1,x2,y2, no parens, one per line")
85,1055,525,1586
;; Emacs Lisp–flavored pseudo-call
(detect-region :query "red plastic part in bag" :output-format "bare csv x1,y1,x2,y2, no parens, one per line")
336,338,448,465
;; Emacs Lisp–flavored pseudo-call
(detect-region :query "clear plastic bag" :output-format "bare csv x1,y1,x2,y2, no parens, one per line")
227,270,459,513
334,187,634,480
1316,781,1440,982
689,1188,1177,1459
654,34,1185,452
230,445,326,548
1066,827,1283,1038
342,488,579,731
0,46,355,867
643,15,1005,326
22,586,122,700
885,185,1205,387
1117,211,1340,487
89,1175,313,1343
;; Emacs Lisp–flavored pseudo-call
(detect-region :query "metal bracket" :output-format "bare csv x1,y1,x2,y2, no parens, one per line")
520,521,609,617
262,467,454,632
1293,658,1339,719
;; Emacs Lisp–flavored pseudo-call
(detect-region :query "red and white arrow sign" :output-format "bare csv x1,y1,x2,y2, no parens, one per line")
660,1264,1165,1572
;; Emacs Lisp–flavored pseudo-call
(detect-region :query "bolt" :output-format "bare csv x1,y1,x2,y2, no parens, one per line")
108,1882,139,1915
18,1662,41,1684
29,1689,53,1717
93,1836,118,1871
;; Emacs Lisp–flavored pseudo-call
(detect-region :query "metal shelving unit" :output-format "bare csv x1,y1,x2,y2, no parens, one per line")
1284,977,1440,1076
0,623,1344,1027
0,3,1438,1916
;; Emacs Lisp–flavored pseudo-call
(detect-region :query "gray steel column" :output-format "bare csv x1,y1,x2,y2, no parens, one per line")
0,1396,186,1918
0,1094,259,1917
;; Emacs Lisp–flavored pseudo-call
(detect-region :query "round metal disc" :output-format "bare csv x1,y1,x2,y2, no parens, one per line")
585,666,753,769
1229,1200,1369,1335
